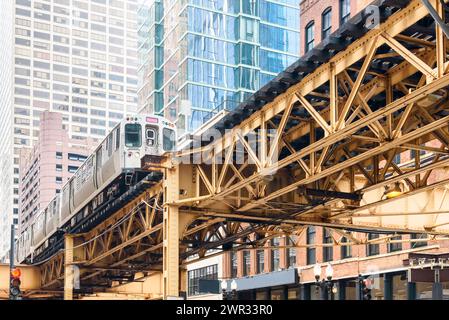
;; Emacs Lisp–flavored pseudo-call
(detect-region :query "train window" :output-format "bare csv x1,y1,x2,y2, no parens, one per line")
108,134,113,157
125,123,142,148
115,127,120,150
146,128,156,146
163,128,175,151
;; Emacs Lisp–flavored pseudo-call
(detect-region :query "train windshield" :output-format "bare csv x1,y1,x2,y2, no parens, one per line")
125,124,142,148
163,128,176,151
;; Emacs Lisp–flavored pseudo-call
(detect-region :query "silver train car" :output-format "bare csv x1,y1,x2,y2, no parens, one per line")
16,114,176,263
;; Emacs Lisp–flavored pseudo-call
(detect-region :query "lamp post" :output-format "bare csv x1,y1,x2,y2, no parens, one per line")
314,263,337,300
221,280,238,300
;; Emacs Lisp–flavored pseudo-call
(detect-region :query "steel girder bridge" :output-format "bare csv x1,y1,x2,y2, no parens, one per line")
26,0,449,299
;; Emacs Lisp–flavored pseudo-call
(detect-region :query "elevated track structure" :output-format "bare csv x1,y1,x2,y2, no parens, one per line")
8,0,449,300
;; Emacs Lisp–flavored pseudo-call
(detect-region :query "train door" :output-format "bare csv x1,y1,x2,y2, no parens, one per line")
101,132,116,184
145,125,158,155
124,123,142,168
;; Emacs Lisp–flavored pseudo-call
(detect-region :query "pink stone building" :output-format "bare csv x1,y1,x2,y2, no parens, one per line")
18,111,97,234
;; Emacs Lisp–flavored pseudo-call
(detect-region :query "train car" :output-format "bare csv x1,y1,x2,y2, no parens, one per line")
17,114,176,264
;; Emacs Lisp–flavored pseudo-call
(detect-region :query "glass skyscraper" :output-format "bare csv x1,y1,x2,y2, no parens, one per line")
137,0,300,134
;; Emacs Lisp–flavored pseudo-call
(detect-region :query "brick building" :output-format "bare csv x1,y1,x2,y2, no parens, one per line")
300,0,372,55
18,111,96,234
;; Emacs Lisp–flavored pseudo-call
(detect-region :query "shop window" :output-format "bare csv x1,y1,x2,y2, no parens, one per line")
392,273,407,300
256,290,269,300
288,287,299,300
187,264,218,296
271,288,284,300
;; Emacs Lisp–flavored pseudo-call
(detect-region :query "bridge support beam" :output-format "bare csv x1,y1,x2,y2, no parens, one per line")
64,235,74,300
64,234,84,300
163,165,180,299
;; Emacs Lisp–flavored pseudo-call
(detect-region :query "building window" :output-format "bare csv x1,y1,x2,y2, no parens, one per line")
68,165,79,173
187,264,218,296
271,238,280,271
367,233,380,256
56,164,62,171
287,237,297,268
231,252,237,278
322,7,332,39
341,235,352,259
411,233,427,248
243,251,250,276
388,235,402,253
56,151,62,159
305,21,315,53
256,249,264,274
340,0,351,25
307,227,316,265
323,228,333,262
55,177,63,184
68,153,87,162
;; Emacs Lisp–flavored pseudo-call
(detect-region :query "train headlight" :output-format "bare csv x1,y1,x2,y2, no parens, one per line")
135,152,140,158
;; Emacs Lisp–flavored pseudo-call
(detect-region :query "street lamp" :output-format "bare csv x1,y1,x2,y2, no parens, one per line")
231,280,238,300
221,280,238,300
221,280,228,300
314,263,337,300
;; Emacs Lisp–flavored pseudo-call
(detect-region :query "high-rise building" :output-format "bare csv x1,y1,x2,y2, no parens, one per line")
18,111,96,234
0,0,139,261
137,0,300,134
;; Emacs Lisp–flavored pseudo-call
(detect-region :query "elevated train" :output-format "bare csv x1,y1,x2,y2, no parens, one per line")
16,114,176,264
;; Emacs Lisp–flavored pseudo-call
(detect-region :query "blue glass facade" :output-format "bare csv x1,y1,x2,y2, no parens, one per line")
137,0,300,133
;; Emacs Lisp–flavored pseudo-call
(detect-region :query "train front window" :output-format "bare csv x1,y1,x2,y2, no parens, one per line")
163,128,175,151
125,123,142,148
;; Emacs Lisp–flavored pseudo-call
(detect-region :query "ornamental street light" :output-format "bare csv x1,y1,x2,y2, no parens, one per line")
314,263,337,300
221,280,238,300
